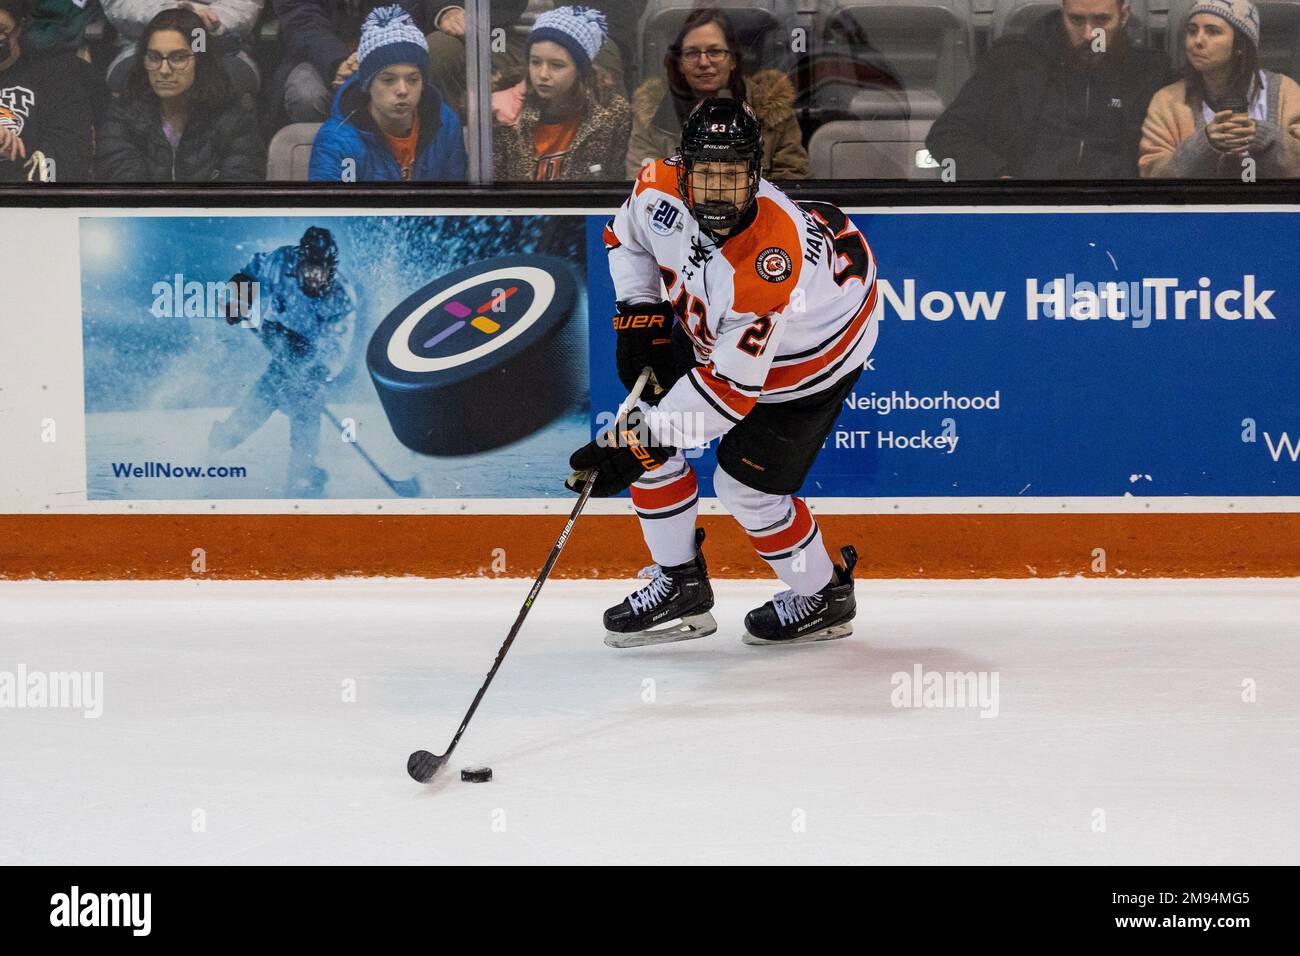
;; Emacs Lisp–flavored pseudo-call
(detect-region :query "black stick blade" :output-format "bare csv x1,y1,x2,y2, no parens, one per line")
407,750,444,783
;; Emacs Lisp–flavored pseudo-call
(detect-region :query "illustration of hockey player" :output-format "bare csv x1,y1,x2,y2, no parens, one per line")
209,226,357,497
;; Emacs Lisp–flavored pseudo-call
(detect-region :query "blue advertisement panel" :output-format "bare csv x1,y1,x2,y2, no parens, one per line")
586,210,1300,499
80,214,589,499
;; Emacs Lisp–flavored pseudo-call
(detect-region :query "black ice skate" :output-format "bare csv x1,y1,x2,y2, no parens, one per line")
604,529,717,648
743,546,858,645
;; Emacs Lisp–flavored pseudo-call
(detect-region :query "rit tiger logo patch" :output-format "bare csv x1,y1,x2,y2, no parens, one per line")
756,247,792,283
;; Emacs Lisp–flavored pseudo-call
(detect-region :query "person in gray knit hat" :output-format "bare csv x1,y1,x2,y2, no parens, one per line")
491,5,630,181
309,4,466,182
1139,0,1300,177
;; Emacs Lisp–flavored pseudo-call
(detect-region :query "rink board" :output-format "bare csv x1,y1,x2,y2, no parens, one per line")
0,205,1297,578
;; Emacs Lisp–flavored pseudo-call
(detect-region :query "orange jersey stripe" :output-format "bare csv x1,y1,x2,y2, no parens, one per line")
694,366,759,420
764,283,877,391
629,469,698,512
748,499,816,556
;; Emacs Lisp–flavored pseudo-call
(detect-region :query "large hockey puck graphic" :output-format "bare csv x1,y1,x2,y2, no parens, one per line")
368,255,580,455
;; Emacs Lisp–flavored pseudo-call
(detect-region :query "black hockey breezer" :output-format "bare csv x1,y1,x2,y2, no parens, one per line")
743,546,858,645
604,528,717,648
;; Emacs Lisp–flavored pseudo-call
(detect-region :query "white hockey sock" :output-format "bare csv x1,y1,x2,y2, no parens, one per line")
714,468,834,596
629,453,699,568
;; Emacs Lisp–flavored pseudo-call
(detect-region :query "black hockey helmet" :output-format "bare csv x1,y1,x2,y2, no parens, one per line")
297,226,338,298
676,97,763,232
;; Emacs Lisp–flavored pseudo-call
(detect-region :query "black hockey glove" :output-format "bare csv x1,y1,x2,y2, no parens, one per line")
565,407,677,498
614,300,678,401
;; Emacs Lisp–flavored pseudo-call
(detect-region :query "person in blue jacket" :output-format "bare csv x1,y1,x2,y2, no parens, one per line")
308,5,465,183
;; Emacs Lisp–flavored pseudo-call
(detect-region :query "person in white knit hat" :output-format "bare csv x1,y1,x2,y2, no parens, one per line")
491,4,630,181
1139,0,1300,177
309,4,466,182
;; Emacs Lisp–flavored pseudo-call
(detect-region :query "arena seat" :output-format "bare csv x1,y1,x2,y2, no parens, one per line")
813,0,976,119
266,123,322,182
808,117,943,178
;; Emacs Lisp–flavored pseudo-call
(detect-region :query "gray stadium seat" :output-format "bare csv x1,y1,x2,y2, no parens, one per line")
1166,0,1300,77
808,118,943,178
266,123,322,182
991,0,1152,44
637,0,800,81
815,1,976,119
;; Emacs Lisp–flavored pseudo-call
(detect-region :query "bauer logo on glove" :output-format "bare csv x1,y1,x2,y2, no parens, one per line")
565,408,677,498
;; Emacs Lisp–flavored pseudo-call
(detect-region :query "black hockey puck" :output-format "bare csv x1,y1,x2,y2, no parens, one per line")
367,255,581,456
461,767,493,783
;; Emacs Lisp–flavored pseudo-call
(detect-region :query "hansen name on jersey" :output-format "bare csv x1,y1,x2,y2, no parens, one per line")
604,158,880,447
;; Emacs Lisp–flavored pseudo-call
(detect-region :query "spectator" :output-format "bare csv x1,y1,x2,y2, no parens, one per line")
0,0,99,182
308,4,465,183
626,6,808,181
25,0,90,55
428,0,624,119
492,5,630,182
926,0,1170,179
96,7,263,181
1139,0,1300,178
101,1,264,96
271,0,426,124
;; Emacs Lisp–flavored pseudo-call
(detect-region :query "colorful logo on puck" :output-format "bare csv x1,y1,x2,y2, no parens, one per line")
756,247,793,283
367,255,577,456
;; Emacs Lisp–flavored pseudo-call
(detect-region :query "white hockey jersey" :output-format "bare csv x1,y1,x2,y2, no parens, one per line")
604,158,879,448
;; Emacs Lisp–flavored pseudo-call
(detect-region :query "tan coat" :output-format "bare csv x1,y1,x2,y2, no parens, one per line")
1138,72,1300,179
625,70,810,181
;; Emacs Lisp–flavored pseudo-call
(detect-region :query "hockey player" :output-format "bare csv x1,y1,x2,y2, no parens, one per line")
567,97,880,647
210,226,357,497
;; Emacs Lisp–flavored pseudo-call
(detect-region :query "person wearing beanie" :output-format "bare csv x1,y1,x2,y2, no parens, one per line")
309,4,465,183
427,0,626,121
1140,0,1300,177
273,1,429,125
491,4,630,181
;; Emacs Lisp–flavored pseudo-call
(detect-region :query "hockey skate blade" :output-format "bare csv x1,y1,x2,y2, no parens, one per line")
605,612,718,648
742,621,854,646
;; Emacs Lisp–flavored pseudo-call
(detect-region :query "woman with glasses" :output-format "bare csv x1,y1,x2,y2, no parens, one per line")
625,6,808,181
96,7,263,181
1139,0,1300,178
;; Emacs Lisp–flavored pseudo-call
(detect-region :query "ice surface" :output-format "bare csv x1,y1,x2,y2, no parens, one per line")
0,577,1296,865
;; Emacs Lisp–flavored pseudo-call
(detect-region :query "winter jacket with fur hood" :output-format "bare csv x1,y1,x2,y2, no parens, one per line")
625,69,809,180
1138,71,1300,178
493,81,632,182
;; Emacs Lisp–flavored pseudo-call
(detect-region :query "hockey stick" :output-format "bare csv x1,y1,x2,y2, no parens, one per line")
322,406,422,498
407,367,653,784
